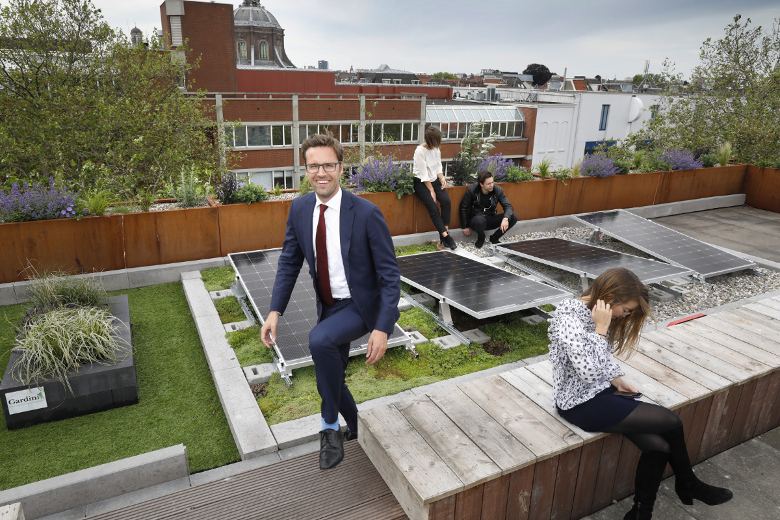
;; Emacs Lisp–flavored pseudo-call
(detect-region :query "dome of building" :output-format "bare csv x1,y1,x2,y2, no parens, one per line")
234,1,281,29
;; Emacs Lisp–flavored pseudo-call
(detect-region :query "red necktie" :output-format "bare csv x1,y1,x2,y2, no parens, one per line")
316,204,334,306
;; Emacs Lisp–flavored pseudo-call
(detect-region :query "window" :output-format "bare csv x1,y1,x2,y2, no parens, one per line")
651,104,660,119
383,123,401,142
599,105,610,131
237,39,247,60
584,140,616,156
259,40,269,60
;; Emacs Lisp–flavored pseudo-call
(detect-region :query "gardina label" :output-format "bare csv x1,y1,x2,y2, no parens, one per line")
5,387,48,414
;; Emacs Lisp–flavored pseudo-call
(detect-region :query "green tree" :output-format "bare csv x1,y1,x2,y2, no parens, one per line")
632,15,780,163
522,63,552,87
0,0,228,197
432,72,458,80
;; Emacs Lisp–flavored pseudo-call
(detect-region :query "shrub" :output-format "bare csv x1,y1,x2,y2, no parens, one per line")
476,153,513,182
298,175,312,196
448,157,474,186
613,159,631,175
551,168,572,180
700,154,719,168
216,173,238,204
81,189,111,216
348,156,414,199
233,183,268,204
659,148,703,171
533,157,554,179
174,168,205,208
13,306,123,392
0,178,79,223
27,269,108,309
580,153,620,177
504,165,533,182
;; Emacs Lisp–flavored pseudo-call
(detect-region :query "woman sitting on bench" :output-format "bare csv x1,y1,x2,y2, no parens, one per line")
548,268,733,520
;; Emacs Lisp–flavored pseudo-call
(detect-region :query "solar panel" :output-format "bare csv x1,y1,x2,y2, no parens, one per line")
397,251,570,319
229,249,410,374
572,210,755,278
496,237,695,284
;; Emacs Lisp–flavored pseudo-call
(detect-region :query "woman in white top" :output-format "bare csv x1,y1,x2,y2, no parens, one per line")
412,126,455,250
548,268,732,519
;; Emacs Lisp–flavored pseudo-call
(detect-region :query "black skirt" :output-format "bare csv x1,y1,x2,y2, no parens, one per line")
557,385,640,432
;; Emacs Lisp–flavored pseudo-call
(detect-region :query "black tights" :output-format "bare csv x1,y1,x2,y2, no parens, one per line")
605,402,682,453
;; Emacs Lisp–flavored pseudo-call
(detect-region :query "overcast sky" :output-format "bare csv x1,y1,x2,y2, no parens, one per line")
57,0,780,79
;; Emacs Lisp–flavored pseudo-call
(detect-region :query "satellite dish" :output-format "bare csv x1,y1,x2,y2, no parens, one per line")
628,96,644,122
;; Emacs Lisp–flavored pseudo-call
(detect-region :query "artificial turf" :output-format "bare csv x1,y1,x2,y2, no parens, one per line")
0,282,239,491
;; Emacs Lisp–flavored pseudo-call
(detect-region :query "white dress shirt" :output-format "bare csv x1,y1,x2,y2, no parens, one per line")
412,145,442,182
312,188,351,299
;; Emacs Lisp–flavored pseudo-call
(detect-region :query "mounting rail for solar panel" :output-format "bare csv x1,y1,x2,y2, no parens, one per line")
398,251,570,320
495,238,696,286
229,249,411,384
571,209,755,280
489,248,577,295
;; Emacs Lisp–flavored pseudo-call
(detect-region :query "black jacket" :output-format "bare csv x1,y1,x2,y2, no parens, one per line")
459,182,514,228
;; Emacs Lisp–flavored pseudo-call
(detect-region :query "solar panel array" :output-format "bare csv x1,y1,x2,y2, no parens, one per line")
397,251,570,318
497,237,694,284
573,210,755,278
229,249,408,368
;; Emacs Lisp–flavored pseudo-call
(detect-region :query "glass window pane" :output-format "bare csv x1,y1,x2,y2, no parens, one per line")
469,109,482,121
507,122,515,137
299,125,308,144
384,123,401,142
457,123,466,139
235,126,247,147
486,109,498,120
433,108,445,121
285,170,293,189
449,123,458,140
351,123,359,143
341,124,353,143
499,122,507,136
516,121,524,137
426,108,436,121
444,108,455,121
248,126,270,146
272,126,283,146
273,171,285,189
412,123,418,141
250,171,272,188
402,124,411,141
284,125,292,146
478,109,489,119
439,123,447,137
224,127,235,147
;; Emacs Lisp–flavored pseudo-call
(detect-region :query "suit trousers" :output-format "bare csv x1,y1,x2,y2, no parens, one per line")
309,298,369,432
413,177,451,235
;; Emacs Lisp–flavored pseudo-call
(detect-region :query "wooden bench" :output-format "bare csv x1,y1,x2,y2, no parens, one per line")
358,295,780,520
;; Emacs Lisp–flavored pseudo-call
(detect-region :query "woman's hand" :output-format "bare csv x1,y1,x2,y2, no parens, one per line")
430,189,436,203
611,376,638,394
438,175,446,187
591,299,612,336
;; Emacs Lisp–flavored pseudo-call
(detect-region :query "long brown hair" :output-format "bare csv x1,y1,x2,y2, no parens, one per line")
581,268,651,357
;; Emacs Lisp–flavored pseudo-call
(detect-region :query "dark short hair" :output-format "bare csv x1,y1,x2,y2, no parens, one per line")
477,170,493,185
424,126,442,149
301,133,343,163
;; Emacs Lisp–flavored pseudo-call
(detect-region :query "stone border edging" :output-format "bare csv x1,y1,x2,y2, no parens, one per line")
0,444,188,520
180,271,277,460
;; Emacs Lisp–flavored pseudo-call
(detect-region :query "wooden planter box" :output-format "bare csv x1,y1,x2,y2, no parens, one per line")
1,295,136,430
744,166,780,213
552,172,663,216
658,164,747,204
218,199,293,255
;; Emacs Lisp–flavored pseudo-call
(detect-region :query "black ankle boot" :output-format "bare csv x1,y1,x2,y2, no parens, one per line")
662,424,733,506
623,450,669,520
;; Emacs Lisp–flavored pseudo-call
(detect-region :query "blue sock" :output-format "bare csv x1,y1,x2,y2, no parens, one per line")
321,417,340,432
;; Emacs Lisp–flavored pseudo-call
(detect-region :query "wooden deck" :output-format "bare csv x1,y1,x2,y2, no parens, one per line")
87,441,408,520
359,296,780,520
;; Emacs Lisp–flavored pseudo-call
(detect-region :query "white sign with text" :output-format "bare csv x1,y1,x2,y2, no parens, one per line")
5,387,48,414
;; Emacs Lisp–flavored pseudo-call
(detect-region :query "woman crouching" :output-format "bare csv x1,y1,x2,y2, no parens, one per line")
548,268,732,519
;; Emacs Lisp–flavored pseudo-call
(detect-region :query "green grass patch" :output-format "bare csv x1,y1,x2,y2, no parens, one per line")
394,242,439,257
257,310,550,425
397,307,446,339
539,304,556,312
227,326,274,366
0,283,239,491
201,266,236,291
214,296,244,324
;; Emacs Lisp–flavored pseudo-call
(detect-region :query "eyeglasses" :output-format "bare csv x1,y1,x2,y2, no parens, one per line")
305,162,341,174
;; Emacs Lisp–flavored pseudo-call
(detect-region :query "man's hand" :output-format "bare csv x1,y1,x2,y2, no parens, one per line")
260,311,280,348
463,228,472,236
611,376,639,394
500,218,509,233
365,329,388,365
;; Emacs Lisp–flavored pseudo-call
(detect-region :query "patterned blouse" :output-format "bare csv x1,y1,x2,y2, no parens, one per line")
548,298,625,410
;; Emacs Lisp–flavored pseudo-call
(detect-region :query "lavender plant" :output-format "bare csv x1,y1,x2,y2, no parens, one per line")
0,178,79,223
579,153,620,178
349,156,414,199
659,148,703,171
476,153,513,182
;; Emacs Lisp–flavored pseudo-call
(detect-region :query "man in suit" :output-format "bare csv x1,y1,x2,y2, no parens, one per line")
260,134,401,470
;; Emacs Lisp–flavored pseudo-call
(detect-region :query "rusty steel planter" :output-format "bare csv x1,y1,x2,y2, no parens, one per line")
552,172,663,216
658,164,748,204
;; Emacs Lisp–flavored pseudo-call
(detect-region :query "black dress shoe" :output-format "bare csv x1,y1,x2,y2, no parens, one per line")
344,429,358,441
319,429,344,470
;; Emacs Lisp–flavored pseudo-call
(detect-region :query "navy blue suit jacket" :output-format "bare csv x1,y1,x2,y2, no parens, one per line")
269,189,401,334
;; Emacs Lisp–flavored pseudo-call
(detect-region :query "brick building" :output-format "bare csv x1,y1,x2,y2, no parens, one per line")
160,0,535,189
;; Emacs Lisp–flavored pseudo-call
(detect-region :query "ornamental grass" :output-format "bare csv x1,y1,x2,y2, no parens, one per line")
13,306,123,392
26,269,108,309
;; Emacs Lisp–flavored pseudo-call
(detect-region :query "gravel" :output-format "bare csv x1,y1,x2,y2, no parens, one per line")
455,227,780,323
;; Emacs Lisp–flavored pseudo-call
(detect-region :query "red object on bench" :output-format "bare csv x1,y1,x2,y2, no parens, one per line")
667,314,706,327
